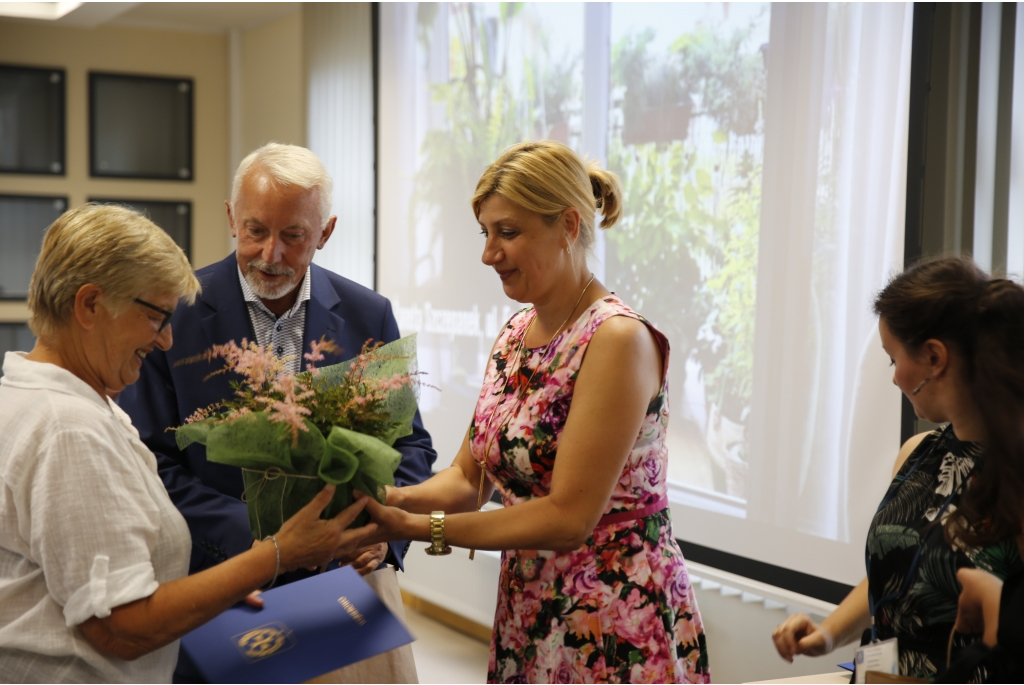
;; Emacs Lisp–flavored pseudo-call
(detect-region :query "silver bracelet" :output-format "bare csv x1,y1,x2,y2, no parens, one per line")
263,535,280,590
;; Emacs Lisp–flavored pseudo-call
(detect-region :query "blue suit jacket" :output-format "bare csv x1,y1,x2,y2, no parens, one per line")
119,253,436,574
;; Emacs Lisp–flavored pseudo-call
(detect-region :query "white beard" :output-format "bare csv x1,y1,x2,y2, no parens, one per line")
245,261,298,301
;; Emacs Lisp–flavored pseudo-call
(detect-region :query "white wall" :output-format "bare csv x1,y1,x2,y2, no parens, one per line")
240,11,305,154
689,569,844,683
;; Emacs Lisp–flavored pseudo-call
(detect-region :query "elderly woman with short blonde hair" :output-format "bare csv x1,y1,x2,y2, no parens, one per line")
0,204,374,683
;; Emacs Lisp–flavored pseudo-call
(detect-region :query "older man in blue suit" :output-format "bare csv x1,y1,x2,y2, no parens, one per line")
119,143,434,682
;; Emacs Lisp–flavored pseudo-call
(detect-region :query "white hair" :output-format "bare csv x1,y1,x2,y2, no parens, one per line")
231,143,333,227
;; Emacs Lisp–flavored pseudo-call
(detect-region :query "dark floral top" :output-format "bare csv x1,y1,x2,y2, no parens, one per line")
867,428,1024,680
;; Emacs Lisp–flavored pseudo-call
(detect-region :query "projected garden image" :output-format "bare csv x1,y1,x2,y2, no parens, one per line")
606,3,769,505
391,3,770,508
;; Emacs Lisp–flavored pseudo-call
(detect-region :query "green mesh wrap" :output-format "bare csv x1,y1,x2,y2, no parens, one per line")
324,426,402,500
174,335,418,539
315,335,419,446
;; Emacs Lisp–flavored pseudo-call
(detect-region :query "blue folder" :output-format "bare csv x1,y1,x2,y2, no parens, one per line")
180,566,414,683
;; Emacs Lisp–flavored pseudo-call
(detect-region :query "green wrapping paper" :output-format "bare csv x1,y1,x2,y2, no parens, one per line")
175,336,417,539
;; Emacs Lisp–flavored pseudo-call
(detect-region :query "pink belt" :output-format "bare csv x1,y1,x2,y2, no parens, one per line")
597,495,669,527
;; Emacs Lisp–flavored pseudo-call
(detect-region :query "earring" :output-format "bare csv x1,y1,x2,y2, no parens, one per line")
566,243,573,260
911,377,932,396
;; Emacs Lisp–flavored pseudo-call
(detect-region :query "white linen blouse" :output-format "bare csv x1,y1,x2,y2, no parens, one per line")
0,352,191,683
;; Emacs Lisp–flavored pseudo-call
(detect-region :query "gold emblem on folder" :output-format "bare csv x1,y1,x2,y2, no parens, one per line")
233,621,296,663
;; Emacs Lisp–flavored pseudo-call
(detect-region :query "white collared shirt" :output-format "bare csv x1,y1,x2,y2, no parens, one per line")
237,265,312,375
0,352,191,683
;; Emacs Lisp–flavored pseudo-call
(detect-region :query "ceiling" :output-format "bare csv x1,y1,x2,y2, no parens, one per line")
0,2,300,32
113,2,300,33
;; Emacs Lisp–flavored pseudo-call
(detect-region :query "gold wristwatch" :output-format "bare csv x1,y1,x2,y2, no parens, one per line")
424,511,452,556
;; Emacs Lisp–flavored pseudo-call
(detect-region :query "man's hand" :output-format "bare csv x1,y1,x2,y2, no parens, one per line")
338,542,389,576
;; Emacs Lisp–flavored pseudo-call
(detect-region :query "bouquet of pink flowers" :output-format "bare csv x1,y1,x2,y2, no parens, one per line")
175,335,420,538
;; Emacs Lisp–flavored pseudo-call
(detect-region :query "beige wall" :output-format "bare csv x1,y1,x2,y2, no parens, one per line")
0,11,316,326
241,11,305,154
0,19,232,322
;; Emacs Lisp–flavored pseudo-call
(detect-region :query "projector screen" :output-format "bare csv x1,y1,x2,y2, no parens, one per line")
378,2,912,588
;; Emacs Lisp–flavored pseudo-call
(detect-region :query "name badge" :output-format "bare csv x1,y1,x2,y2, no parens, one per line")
854,638,898,683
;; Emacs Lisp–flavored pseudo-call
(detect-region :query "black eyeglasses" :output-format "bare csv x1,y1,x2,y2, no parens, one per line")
134,298,174,333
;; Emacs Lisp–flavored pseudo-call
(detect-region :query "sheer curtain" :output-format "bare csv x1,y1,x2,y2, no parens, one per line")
375,2,917,585
305,2,376,289
745,3,911,557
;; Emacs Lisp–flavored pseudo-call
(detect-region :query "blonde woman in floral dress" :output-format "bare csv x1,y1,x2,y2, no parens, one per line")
361,141,710,683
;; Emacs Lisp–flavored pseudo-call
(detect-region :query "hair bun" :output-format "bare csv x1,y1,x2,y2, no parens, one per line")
586,161,622,229
591,177,604,209
978,278,1024,320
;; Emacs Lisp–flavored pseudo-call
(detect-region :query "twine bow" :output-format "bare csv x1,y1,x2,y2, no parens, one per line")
241,467,321,539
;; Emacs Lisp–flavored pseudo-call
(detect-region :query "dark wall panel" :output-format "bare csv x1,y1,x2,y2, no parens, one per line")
89,72,193,180
0,195,66,299
0,65,65,175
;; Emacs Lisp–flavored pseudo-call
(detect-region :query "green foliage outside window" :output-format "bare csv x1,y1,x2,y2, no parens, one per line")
412,3,575,303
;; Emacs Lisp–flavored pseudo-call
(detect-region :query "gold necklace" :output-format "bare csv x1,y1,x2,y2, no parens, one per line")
468,274,596,559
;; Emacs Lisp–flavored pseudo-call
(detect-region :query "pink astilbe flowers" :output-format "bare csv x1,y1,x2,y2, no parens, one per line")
303,337,339,376
209,339,288,387
262,374,315,447
351,374,409,406
176,336,418,449
183,404,216,424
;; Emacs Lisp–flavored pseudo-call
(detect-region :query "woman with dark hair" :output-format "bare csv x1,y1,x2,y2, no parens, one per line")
772,256,1024,679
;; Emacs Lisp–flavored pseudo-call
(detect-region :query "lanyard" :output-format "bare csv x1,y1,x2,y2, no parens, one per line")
865,425,977,643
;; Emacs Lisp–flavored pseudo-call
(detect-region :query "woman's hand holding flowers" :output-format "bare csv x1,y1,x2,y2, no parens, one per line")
274,485,377,571
353,490,419,546
384,484,404,508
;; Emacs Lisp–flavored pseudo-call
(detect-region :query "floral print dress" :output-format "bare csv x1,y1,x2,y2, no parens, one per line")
867,428,1024,680
470,295,710,684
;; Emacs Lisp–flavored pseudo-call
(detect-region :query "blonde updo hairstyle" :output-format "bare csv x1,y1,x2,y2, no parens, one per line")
28,203,200,338
472,140,622,255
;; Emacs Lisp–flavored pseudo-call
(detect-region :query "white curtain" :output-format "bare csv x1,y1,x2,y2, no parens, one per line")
375,1,916,585
305,2,376,289
377,3,419,295
746,3,911,554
